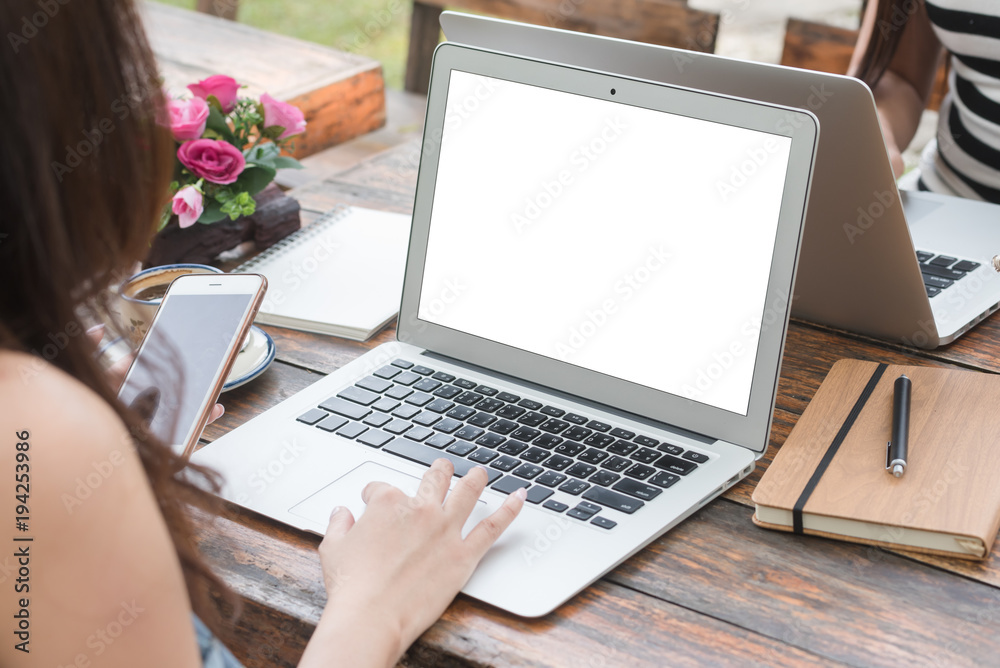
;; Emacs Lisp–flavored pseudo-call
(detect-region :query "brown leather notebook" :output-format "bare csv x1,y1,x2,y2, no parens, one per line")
752,359,1000,559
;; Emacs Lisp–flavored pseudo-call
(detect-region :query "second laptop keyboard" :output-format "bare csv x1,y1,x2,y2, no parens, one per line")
916,250,981,298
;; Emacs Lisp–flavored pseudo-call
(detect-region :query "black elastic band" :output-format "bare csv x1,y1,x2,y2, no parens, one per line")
792,363,888,534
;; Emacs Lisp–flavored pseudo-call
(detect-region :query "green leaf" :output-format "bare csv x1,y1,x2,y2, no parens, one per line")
244,143,280,169
273,156,304,170
220,191,256,220
197,198,229,224
233,163,276,197
205,106,237,145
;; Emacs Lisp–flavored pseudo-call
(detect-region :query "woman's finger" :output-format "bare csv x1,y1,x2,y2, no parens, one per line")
206,403,225,424
413,458,453,508
463,487,526,557
443,466,489,521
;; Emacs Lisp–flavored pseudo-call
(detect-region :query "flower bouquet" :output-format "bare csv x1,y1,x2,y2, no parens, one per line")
162,74,306,229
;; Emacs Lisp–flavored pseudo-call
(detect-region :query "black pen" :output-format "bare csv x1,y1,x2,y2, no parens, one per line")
886,374,911,478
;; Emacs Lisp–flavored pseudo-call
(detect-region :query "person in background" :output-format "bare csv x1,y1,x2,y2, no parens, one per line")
849,0,1000,203
0,2,524,666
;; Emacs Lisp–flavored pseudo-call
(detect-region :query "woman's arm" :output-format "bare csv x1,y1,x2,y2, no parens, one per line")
849,0,944,176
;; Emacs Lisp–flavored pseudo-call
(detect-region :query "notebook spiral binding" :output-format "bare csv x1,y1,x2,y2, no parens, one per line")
233,205,350,273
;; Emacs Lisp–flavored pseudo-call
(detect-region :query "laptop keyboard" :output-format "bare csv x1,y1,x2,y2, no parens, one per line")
295,358,710,530
916,250,981,298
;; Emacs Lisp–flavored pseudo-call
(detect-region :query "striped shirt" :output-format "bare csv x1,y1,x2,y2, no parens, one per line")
920,0,1000,203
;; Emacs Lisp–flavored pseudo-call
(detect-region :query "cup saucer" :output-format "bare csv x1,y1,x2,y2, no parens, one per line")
223,326,276,392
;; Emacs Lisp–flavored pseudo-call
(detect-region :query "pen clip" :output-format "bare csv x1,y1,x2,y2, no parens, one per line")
885,441,892,470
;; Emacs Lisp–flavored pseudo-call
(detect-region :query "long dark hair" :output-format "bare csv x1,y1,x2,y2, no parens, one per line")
853,0,918,87
0,0,235,629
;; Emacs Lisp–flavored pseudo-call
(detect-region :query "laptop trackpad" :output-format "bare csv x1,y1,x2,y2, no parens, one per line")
288,462,492,536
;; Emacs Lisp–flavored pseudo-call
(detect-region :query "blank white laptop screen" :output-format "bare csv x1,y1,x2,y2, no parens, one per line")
418,71,792,416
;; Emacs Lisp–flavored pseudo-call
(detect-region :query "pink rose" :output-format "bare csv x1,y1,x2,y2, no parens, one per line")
188,75,241,113
177,139,246,185
261,93,307,139
166,97,209,141
171,186,204,228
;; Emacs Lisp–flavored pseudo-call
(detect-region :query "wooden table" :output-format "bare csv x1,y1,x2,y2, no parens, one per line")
196,140,1000,667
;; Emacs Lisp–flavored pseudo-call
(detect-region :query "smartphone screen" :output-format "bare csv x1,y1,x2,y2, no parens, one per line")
117,274,265,456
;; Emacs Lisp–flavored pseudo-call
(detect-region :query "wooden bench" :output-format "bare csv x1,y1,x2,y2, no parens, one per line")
144,2,386,159
405,0,721,94
780,17,948,111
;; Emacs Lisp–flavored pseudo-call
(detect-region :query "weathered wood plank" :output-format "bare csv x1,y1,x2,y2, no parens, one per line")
143,2,386,158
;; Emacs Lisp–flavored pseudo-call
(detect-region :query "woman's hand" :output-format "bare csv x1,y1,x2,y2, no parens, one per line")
307,460,525,667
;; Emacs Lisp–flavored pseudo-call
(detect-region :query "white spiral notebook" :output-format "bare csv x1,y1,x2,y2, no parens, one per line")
234,205,411,341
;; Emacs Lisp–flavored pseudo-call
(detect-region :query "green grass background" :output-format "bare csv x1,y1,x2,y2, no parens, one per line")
153,0,411,89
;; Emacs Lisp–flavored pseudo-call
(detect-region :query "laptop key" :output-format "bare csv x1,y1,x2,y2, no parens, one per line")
525,486,554,504
583,487,644,514
336,422,368,439
453,378,477,389
356,376,392,394
490,455,520,472
455,425,485,441
566,462,596,479
540,405,565,417
338,385,380,406
578,501,602,515
511,426,541,442
563,413,588,425
433,417,463,433
583,434,615,449
496,404,527,419
926,286,941,298
590,516,617,530
385,385,413,400
634,435,659,448
489,419,519,435
476,385,498,396
497,392,521,403
497,439,529,456
624,464,655,480
519,412,548,427
921,264,963,280
631,447,661,464
491,475,530,494
404,392,433,407
446,406,476,420
536,471,567,487
383,420,413,435
433,385,462,399
414,378,442,393
563,426,593,441
358,429,393,448
543,454,573,471
543,499,569,513
649,471,680,488
586,420,611,432
392,405,421,420
468,448,499,464
468,413,497,427
297,408,328,425
953,260,980,273
513,463,544,480
521,447,550,463
554,442,585,457
533,434,563,449
363,413,392,428
411,365,435,376
425,434,454,449
316,415,349,432
613,478,662,501
475,398,504,413
425,399,455,414
517,398,543,410
923,274,953,290
579,448,609,465
476,433,506,448
406,426,434,442
653,453,698,475
601,456,631,473
607,440,637,456
683,451,709,463
567,508,593,521
589,470,620,487
559,478,590,495
320,397,371,421
432,371,456,382
393,371,421,386
383,438,502,483
391,359,414,369
928,255,957,267
372,397,401,413
915,250,934,263
446,441,476,456
540,419,570,434
455,391,484,406
658,443,684,456
609,427,635,440
413,411,441,427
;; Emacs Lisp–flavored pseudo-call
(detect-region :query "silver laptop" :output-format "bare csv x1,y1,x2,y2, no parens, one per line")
191,42,817,617
440,11,1000,349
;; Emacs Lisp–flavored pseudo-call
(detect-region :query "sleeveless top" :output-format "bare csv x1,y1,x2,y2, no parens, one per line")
194,614,244,668
918,0,1000,203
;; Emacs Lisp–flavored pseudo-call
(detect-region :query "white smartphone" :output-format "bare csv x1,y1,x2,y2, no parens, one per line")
117,273,267,458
